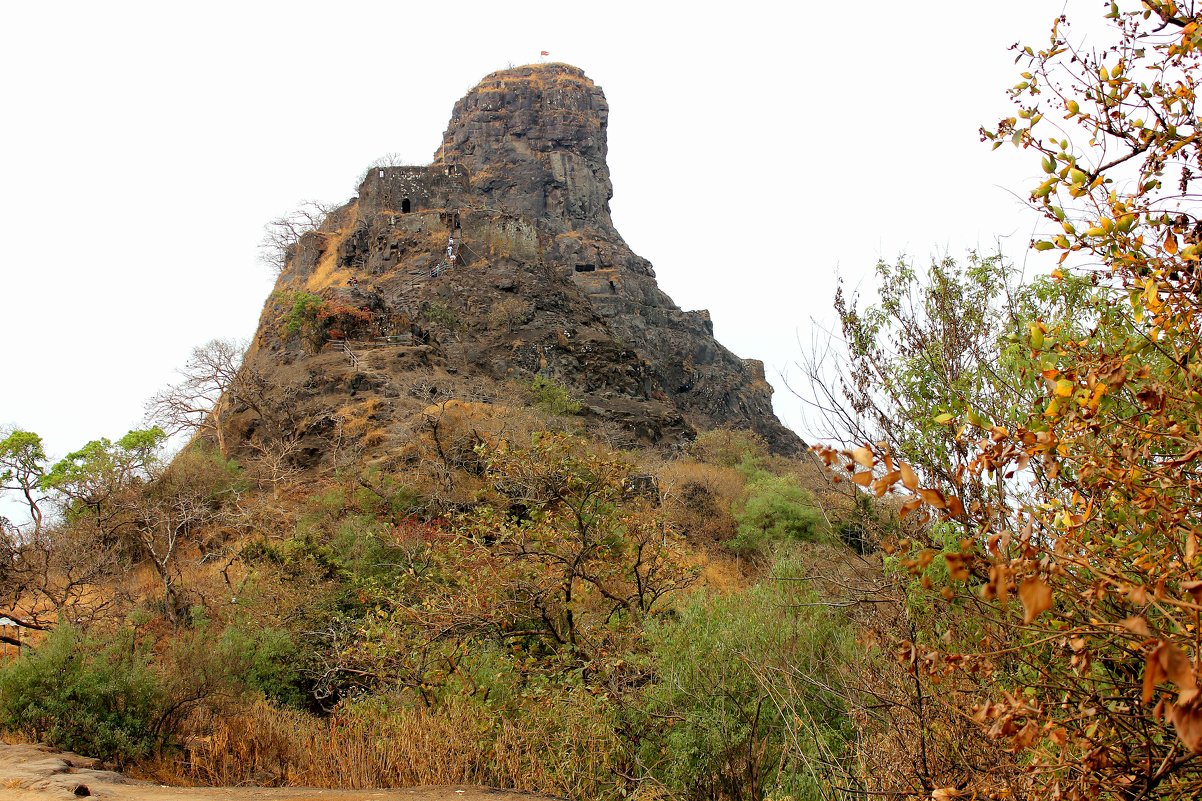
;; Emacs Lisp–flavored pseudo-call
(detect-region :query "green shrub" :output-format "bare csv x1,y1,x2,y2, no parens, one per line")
219,626,308,709
352,468,423,523
530,375,581,415
422,301,459,330
639,556,856,799
728,469,827,555
0,626,168,765
278,291,326,351
0,619,279,766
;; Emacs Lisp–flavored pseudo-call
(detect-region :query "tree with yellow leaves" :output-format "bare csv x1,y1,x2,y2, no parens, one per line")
819,2,1202,797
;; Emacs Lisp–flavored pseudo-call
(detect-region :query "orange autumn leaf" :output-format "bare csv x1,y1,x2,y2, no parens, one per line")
1144,641,1199,705
1011,720,1040,751
985,563,1010,604
852,445,875,469
1121,615,1151,637
1144,650,1166,705
945,553,970,581
1162,642,1198,703
931,789,963,801
1019,577,1053,624
918,487,948,509
1169,701,1202,752
873,470,902,497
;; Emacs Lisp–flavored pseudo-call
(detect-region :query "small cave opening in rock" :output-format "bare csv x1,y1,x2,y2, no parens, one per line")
574,264,595,273
401,199,412,213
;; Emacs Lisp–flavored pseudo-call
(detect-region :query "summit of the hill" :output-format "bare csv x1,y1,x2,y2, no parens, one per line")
434,63,614,226
229,64,802,466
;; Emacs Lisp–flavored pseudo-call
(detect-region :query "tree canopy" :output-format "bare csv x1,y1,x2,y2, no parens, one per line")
817,2,1202,797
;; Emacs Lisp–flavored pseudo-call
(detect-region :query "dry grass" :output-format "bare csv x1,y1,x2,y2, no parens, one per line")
486,297,533,330
482,65,595,92
689,550,749,593
173,699,622,798
360,428,388,449
334,398,382,442
657,460,746,546
304,204,359,292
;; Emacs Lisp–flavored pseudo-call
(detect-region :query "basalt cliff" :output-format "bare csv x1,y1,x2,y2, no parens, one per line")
231,63,801,466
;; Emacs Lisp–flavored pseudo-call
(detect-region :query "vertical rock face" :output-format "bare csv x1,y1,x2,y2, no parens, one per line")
434,65,614,226
234,64,802,464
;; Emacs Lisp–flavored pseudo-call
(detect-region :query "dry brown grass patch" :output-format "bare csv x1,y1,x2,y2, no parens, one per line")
172,699,622,798
360,428,388,448
304,204,359,292
658,460,746,546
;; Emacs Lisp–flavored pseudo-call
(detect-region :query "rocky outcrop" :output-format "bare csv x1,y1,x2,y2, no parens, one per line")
435,64,614,228
234,63,801,464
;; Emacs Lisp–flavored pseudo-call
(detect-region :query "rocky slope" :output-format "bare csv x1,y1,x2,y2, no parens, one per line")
230,63,801,466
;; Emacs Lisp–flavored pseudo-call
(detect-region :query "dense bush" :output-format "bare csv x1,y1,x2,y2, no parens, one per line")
639,554,856,800
0,617,303,766
0,626,169,765
687,429,768,468
279,291,325,351
728,467,827,555
218,625,308,709
529,375,581,415
659,459,745,544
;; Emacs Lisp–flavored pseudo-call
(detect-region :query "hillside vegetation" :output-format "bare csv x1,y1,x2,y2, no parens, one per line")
6,2,1202,800
0,411,882,800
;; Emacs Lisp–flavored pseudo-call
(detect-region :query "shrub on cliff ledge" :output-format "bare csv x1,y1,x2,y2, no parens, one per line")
279,291,325,352
530,375,581,416
278,292,375,351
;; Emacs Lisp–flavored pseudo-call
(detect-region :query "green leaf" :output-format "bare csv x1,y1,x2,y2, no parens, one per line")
966,408,992,428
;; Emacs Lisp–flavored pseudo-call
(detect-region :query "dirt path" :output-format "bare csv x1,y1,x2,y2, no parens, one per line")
0,744,560,801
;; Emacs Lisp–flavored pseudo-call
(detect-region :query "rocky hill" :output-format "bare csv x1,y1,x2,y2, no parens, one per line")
230,63,801,466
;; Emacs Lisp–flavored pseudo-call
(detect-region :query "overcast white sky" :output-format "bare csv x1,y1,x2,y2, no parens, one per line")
0,0,1075,462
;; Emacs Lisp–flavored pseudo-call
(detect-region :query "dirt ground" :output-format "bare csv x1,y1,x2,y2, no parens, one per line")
0,744,560,801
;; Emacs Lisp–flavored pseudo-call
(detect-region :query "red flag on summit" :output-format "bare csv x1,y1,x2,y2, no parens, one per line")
540,51,549,57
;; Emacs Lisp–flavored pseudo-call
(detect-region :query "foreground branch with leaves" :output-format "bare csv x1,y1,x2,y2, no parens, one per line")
816,2,1202,797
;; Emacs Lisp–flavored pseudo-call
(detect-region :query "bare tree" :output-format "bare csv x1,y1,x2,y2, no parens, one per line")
246,435,304,500
127,450,239,624
145,339,257,458
258,200,335,275
0,517,128,639
353,153,409,191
